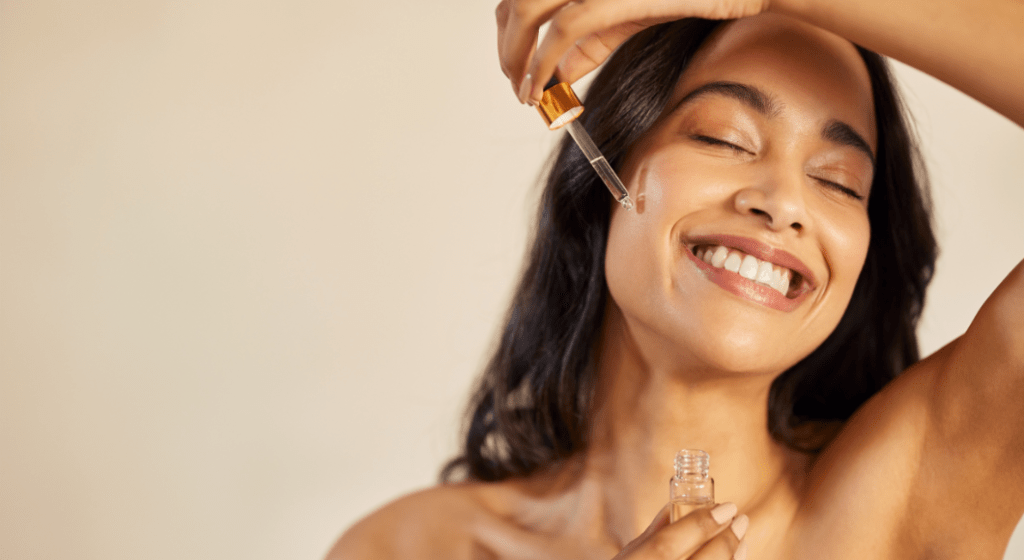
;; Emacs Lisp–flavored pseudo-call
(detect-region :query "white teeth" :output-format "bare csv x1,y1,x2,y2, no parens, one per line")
771,268,791,295
711,246,729,267
695,244,796,297
723,252,742,273
739,255,759,280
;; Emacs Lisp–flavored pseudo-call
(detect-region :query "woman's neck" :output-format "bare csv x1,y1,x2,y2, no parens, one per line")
572,303,813,547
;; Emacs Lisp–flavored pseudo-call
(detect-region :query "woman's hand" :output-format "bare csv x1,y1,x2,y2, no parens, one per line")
495,0,768,104
613,502,748,560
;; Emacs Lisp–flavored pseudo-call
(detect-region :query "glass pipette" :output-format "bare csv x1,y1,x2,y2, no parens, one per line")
535,82,634,211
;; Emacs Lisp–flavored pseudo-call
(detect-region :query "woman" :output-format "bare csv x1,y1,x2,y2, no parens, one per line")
329,0,1024,558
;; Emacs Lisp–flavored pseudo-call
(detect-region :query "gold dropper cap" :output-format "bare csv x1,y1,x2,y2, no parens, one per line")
536,82,584,130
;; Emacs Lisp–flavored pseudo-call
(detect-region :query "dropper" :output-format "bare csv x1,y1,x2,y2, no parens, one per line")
535,81,634,211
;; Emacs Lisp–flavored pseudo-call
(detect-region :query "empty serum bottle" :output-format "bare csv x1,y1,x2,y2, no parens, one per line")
534,82,634,211
670,449,714,522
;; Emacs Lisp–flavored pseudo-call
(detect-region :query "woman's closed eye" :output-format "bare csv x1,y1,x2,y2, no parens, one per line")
691,134,752,154
811,176,865,201
690,131,868,201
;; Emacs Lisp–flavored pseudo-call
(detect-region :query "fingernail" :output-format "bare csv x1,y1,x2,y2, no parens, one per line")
710,502,737,524
530,84,542,105
733,539,748,560
731,514,749,540
517,73,533,104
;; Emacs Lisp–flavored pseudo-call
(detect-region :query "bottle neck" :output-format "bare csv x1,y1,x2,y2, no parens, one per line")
674,449,710,480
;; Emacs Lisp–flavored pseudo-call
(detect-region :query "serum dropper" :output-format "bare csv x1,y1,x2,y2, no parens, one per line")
534,81,634,211
669,449,715,522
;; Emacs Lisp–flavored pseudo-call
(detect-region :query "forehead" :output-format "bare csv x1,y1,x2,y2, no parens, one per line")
671,14,877,150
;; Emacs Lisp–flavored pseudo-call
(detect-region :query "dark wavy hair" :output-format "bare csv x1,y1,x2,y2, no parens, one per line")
442,18,937,482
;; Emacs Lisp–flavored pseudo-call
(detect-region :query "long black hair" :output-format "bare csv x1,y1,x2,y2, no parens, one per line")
442,18,937,482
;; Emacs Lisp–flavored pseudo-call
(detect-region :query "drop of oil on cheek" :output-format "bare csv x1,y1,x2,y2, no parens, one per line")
640,149,703,213
632,160,665,210
632,193,647,214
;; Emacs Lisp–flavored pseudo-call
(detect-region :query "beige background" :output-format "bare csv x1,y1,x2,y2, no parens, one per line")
1,1,1022,559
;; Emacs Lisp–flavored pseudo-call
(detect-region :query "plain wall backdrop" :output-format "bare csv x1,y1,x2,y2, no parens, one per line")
1,1,1023,559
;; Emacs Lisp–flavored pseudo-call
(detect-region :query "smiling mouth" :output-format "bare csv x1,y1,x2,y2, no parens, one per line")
689,244,809,299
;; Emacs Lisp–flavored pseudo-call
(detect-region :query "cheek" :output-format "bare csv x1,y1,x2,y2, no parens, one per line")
820,207,871,294
631,146,737,215
604,195,664,315
604,152,693,318
606,146,746,308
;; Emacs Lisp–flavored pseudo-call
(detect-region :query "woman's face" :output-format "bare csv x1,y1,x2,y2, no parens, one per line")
605,14,876,376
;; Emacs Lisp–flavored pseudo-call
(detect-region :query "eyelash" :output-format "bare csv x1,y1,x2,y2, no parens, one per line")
693,135,748,153
693,135,864,202
813,177,865,201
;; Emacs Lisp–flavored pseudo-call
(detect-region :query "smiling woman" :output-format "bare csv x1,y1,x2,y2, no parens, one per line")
598,16,914,400
327,2,1024,560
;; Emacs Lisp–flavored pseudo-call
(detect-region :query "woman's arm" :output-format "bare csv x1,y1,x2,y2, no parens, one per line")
761,2,1024,546
819,259,1024,555
772,0,1024,127
917,259,1024,549
742,1,1024,544
502,0,1024,127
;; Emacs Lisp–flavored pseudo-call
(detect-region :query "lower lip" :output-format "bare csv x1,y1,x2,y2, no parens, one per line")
684,249,805,312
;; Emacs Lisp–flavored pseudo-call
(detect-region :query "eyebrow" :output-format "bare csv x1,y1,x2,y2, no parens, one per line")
668,80,876,167
671,81,783,118
822,119,876,167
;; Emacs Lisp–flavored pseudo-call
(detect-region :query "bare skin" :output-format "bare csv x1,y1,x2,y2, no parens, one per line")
329,1,1024,559
329,330,1021,560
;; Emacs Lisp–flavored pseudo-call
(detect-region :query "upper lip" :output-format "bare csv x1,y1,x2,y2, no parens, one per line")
685,234,819,289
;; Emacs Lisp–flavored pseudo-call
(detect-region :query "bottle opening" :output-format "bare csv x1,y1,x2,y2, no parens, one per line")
674,449,710,479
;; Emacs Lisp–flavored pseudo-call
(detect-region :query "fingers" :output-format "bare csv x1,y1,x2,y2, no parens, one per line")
556,22,646,84
654,502,738,558
616,503,672,557
498,0,770,104
619,502,745,560
502,0,681,103
496,0,571,96
522,0,638,103
641,503,674,538
498,0,646,103
689,512,748,560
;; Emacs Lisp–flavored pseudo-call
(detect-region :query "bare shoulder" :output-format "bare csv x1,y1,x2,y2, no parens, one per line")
324,484,494,560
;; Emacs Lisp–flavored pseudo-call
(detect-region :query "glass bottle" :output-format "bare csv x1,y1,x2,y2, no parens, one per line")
669,449,714,522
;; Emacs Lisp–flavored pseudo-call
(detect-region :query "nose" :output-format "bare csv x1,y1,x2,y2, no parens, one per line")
733,173,810,233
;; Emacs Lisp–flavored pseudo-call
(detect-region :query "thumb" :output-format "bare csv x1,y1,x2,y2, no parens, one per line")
557,22,647,84
640,503,673,537
616,504,672,557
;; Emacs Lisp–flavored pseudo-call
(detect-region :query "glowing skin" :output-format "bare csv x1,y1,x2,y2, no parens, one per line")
334,3,1024,559
604,14,876,378
331,9,1024,560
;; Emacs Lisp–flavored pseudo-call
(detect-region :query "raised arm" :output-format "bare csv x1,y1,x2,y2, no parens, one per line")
920,258,1024,550
771,0,1024,127
500,0,1024,127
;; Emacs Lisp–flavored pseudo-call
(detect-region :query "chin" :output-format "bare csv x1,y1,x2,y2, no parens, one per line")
648,308,827,378
605,268,840,378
